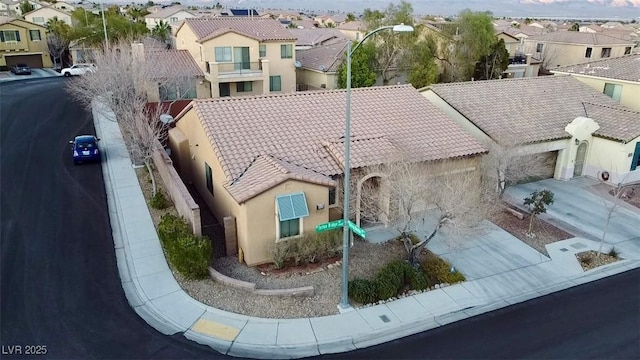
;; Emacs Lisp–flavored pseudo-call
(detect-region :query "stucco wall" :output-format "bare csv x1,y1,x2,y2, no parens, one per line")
297,68,337,90
587,137,640,184
0,21,52,68
24,8,72,26
145,10,194,30
523,40,633,68
560,74,640,112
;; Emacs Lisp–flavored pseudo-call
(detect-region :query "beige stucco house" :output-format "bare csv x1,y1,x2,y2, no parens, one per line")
337,20,364,40
523,32,636,69
314,14,347,28
421,75,640,186
169,85,486,266
175,17,298,98
552,54,640,112
0,16,51,70
23,5,73,27
144,5,194,30
295,39,347,90
496,31,540,78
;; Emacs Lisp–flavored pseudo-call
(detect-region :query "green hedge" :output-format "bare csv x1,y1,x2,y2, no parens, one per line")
270,229,342,269
150,191,170,209
158,214,212,279
420,254,465,285
349,259,430,305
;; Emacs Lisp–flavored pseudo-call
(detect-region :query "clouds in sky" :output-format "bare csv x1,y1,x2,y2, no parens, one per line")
522,0,639,5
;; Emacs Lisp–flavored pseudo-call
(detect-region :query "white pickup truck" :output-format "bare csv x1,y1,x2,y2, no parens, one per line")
61,64,96,77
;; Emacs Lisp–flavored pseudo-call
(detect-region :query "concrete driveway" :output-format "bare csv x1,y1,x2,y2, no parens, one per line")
504,178,640,259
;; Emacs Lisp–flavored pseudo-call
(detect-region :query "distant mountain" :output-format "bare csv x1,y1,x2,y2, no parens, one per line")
134,0,640,20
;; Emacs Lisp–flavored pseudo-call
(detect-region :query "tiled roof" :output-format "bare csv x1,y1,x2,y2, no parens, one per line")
337,20,363,31
585,103,640,142
182,17,296,42
527,31,635,45
296,39,348,72
146,48,204,79
144,5,190,19
324,136,402,169
553,54,640,82
0,16,15,25
495,25,546,37
428,75,631,145
287,28,346,46
179,85,486,203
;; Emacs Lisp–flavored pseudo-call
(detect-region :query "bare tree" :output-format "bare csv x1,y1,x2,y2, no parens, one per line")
360,157,490,267
67,39,199,195
596,174,632,258
46,33,69,70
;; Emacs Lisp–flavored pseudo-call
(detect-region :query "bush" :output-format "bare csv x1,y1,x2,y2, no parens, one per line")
348,278,378,304
375,260,426,301
158,214,212,279
270,241,290,269
420,254,465,285
269,229,342,268
149,191,170,209
607,247,620,258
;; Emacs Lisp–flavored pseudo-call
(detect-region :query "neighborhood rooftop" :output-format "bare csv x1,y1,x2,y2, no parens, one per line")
553,54,640,83
428,75,640,144
287,28,347,47
145,48,204,79
181,17,297,42
296,39,348,72
527,31,635,45
178,85,486,203
144,5,191,19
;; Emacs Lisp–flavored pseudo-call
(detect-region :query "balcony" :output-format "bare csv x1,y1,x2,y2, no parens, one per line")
206,61,266,82
509,55,527,65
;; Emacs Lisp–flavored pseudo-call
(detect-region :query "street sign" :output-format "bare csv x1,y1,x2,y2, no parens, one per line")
348,220,366,239
316,219,344,233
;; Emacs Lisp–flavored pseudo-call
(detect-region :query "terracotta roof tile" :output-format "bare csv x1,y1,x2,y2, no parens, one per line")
553,54,640,83
180,85,486,201
144,5,191,19
146,49,204,78
585,103,640,142
287,28,347,46
428,75,634,145
324,136,402,169
527,31,635,45
296,39,348,72
183,17,296,42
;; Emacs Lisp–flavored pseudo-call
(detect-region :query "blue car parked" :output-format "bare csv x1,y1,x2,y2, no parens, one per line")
70,135,101,164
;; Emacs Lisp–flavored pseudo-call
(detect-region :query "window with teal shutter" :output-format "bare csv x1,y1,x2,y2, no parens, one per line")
276,192,309,239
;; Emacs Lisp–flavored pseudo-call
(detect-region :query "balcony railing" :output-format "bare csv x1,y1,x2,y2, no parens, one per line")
509,55,527,65
217,62,262,74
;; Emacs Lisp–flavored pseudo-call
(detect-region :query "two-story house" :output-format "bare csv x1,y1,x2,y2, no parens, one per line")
523,32,636,69
144,5,194,30
496,31,540,78
23,5,73,27
0,16,51,70
175,17,297,98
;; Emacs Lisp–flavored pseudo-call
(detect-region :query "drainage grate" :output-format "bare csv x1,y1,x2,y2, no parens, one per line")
379,315,390,323
559,248,568,252
570,243,587,250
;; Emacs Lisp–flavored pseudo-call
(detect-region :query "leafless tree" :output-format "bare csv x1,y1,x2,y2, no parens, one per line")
596,174,632,258
67,39,199,195
537,45,560,72
360,157,490,266
46,33,69,70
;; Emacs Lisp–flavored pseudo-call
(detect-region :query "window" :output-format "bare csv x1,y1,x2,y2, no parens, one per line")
170,17,178,23
585,47,592,58
276,192,309,239
280,44,293,59
269,75,281,91
625,46,632,55
32,17,44,24
603,83,622,101
259,44,266,57
328,187,336,205
159,84,196,101
601,47,611,58
214,47,232,62
236,81,252,92
536,43,543,53
0,30,20,42
205,162,213,195
29,30,41,41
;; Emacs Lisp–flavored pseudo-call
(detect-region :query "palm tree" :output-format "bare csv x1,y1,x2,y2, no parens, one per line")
569,22,580,31
152,21,171,45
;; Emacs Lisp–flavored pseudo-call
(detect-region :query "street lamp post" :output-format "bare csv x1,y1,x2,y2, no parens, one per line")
100,1,109,50
339,24,414,311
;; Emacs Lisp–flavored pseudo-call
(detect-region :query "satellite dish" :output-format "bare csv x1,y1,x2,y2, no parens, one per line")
319,65,325,71
159,114,174,125
294,60,302,68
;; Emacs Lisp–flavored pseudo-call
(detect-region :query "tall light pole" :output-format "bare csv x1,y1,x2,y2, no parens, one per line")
100,1,109,50
339,23,414,311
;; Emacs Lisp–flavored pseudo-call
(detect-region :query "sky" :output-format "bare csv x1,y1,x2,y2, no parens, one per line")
157,0,640,20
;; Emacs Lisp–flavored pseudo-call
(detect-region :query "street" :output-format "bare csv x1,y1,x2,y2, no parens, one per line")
1,78,638,360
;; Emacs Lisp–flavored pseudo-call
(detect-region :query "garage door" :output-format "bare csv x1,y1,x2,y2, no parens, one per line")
519,151,558,182
5,54,44,69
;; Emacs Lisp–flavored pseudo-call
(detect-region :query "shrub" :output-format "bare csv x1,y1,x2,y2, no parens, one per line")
270,241,290,269
149,191,170,209
348,278,378,304
607,247,620,259
269,229,342,268
158,214,212,279
421,254,465,285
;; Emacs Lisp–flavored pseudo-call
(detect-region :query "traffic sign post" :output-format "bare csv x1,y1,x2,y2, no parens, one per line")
347,221,366,239
316,219,344,233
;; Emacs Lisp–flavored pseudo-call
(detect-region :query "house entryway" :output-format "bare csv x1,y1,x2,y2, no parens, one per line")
186,184,227,258
574,141,588,177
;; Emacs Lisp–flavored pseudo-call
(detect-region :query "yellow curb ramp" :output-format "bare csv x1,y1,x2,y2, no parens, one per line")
191,318,240,341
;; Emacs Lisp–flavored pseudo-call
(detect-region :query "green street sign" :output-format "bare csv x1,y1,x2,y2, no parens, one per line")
348,220,366,239
316,219,344,233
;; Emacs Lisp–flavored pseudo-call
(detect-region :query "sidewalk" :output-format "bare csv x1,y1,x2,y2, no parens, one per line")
92,100,640,359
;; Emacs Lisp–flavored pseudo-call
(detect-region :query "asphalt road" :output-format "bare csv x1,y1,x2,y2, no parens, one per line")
2,78,639,360
0,78,224,359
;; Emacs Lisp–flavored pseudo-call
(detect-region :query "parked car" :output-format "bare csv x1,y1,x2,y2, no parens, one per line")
69,135,101,164
61,63,95,77
10,63,31,75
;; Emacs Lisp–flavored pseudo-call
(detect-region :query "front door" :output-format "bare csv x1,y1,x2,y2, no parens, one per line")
574,141,588,177
219,83,230,97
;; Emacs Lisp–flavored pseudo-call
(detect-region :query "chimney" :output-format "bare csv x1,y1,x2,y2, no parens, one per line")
131,42,145,62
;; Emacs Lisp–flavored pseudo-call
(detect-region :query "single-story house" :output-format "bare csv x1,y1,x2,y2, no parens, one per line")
421,75,640,186
295,39,348,90
169,85,486,265
552,54,640,112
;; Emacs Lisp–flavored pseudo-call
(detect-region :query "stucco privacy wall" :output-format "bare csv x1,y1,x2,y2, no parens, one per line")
297,68,338,90
151,140,202,236
568,75,640,112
